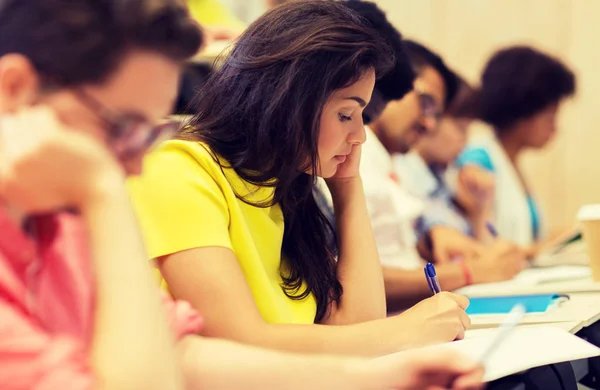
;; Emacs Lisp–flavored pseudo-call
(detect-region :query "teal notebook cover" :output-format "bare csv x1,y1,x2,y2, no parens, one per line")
466,294,561,315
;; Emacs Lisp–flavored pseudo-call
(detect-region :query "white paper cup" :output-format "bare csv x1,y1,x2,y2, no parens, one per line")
578,204,600,281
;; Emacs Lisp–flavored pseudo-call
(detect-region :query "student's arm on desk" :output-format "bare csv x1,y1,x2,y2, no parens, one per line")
179,335,484,390
159,246,471,357
384,241,527,312
86,188,185,390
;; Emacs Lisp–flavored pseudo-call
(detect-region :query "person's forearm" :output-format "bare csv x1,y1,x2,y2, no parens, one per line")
327,177,386,324
469,215,493,242
83,185,183,390
453,196,493,243
179,336,375,390
220,315,428,357
383,265,466,313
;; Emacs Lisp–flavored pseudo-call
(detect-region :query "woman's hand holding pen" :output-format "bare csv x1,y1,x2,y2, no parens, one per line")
393,292,471,346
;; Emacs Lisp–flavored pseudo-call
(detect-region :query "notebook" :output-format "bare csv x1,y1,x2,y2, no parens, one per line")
450,325,600,382
378,325,600,382
466,294,565,315
455,266,591,297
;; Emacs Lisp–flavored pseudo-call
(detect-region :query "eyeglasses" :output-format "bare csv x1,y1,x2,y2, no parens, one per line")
415,86,442,120
74,89,179,159
413,85,443,134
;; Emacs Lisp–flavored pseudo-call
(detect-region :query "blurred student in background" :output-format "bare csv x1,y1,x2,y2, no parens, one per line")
0,1,485,389
457,46,576,256
130,0,474,357
395,77,497,243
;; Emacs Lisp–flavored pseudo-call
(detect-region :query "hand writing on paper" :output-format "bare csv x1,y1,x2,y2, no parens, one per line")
396,292,471,344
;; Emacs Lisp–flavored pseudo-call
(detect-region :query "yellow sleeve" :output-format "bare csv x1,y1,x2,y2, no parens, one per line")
128,142,232,259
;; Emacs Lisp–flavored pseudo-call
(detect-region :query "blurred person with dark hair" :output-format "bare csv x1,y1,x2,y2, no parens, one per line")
369,39,459,154
0,0,204,388
395,77,497,242
457,46,576,255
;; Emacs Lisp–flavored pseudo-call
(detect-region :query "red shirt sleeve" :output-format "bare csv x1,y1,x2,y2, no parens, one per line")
0,300,95,390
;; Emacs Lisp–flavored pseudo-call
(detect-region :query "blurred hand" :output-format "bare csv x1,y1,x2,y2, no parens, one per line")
526,223,581,258
430,225,486,264
359,345,485,390
468,240,528,284
396,292,471,345
0,107,123,213
456,165,495,219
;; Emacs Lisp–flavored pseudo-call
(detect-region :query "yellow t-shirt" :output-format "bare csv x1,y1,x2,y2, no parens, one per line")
128,140,317,324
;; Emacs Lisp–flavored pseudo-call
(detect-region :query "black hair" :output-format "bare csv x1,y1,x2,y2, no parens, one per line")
445,75,477,119
0,0,202,88
404,39,459,107
342,1,414,102
477,45,576,130
180,0,394,322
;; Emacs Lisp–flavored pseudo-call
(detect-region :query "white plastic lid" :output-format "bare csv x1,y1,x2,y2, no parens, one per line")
577,204,600,221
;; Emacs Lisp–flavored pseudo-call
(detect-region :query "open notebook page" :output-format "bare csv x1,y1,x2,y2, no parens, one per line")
449,325,599,382
455,266,592,297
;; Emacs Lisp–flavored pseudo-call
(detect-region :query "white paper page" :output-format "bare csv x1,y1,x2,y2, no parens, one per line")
515,266,590,284
465,322,579,337
447,326,600,382
455,266,592,296
533,243,589,267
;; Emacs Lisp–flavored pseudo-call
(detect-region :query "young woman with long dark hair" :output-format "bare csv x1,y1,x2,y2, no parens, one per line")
130,0,471,356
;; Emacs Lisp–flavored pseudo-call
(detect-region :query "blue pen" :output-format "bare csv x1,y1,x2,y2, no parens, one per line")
486,222,498,238
425,263,442,294
424,267,435,293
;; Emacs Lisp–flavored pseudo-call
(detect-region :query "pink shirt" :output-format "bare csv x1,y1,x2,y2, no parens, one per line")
0,210,201,390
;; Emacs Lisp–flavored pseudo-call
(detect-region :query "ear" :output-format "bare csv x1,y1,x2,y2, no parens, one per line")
0,54,41,114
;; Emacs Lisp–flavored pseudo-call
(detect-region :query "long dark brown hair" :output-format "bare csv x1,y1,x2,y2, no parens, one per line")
180,0,394,322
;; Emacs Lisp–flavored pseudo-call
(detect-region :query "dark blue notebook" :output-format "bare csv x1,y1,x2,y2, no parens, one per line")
466,294,565,315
